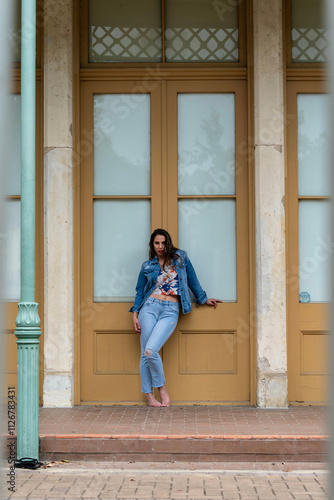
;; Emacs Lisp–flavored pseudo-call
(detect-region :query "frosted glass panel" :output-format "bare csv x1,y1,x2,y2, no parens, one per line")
291,0,328,62
94,94,151,195
8,0,21,63
299,201,331,302
165,0,238,62
178,94,235,196
2,200,20,300
178,199,236,301
5,95,21,196
298,94,330,196
94,200,151,301
89,0,162,62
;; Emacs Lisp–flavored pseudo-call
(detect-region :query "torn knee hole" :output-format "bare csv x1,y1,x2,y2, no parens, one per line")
145,349,152,357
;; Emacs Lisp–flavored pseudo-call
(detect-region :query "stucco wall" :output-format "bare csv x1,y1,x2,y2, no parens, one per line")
43,0,74,407
253,0,288,407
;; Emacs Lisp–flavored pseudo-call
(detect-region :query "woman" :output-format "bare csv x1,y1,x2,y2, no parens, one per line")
130,229,222,407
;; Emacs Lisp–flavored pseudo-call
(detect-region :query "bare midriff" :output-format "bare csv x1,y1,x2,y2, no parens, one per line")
150,294,180,303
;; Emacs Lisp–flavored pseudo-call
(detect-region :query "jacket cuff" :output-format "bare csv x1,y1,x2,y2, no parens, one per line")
195,291,208,306
129,306,139,313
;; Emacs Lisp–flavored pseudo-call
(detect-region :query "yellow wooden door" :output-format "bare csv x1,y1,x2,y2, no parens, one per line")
2,83,44,401
80,78,251,404
3,90,23,395
163,80,250,403
287,81,330,404
80,80,163,403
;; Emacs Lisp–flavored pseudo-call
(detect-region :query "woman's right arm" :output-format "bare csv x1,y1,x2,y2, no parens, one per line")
132,312,141,333
129,264,147,332
129,264,146,312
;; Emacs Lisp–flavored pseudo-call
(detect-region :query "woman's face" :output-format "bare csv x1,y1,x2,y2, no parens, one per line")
153,235,166,257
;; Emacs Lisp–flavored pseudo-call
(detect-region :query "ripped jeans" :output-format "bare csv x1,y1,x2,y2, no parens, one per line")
138,297,180,393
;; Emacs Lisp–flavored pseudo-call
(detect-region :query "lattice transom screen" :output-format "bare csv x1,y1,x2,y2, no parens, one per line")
165,28,238,62
88,0,239,63
291,0,328,63
292,28,328,63
91,26,162,62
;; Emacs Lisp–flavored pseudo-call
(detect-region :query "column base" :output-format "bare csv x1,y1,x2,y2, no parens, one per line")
257,372,288,408
43,373,73,407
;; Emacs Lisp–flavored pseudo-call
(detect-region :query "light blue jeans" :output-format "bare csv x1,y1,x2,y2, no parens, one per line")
138,297,180,393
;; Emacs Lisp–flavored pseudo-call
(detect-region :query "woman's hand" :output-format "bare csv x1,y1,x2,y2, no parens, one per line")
133,312,141,333
205,298,223,309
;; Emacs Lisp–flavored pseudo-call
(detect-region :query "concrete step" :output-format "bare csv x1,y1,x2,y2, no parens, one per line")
4,406,328,463
37,433,329,462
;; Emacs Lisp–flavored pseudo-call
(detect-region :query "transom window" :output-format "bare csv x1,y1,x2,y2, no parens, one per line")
87,0,239,63
291,0,328,63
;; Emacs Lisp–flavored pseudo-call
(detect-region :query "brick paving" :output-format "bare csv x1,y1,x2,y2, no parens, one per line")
38,406,328,438
3,406,329,463
2,464,329,499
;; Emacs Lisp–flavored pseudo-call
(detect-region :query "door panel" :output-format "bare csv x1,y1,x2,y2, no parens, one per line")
164,80,249,403
80,81,162,403
80,79,250,404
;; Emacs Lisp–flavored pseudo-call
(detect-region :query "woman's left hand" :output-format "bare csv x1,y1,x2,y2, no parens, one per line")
205,298,223,309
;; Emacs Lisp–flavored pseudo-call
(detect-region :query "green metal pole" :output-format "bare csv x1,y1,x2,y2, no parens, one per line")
14,0,41,460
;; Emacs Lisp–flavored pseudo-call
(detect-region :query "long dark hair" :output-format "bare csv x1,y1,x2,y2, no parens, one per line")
149,229,180,267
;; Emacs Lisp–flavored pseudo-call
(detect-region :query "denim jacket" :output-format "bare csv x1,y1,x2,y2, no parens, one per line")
129,250,208,315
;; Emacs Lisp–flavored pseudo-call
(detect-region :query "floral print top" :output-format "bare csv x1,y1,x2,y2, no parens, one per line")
151,265,180,296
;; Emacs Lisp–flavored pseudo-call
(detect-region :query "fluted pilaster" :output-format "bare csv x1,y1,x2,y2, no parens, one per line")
15,302,41,459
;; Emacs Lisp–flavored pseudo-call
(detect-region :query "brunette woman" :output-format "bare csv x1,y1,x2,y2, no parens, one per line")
130,228,222,407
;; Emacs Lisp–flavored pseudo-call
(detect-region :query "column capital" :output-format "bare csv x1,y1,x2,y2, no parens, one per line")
15,302,42,341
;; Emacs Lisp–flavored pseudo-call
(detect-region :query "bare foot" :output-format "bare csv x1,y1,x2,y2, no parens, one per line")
158,385,170,407
146,393,164,407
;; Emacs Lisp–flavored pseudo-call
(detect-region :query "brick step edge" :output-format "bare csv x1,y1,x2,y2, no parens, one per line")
2,433,330,440
2,435,327,463
39,451,327,463
35,436,328,461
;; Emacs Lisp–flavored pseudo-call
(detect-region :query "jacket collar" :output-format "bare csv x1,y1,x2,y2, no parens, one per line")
151,253,181,266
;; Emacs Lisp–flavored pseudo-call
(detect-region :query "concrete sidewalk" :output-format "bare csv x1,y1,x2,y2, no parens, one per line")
2,462,329,500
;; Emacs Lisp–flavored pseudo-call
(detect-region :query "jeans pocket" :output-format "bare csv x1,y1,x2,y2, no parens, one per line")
169,303,180,314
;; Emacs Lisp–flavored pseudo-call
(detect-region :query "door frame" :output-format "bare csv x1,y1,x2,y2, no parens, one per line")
73,0,256,405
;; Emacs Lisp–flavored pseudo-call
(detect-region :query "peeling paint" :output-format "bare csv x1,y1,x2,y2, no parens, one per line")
258,356,271,371
44,146,55,155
